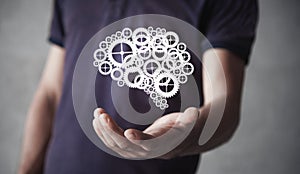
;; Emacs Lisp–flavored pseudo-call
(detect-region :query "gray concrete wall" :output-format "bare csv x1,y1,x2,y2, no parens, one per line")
0,0,299,173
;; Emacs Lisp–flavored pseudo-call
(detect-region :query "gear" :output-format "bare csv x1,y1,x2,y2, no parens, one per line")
163,31,179,48
143,59,161,78
137,46,151,60
132,27,151,46
110,68,124,81
107,39,137,68
161,59,175,72
152,45,168,61
177,42,186,52
154,73,179,98
123,68,145,88
122,28,132,38
181,62,194,75
178,74,188,84
98,61,112,75
117,80,125,87
93,49,107,62
181,51,191,62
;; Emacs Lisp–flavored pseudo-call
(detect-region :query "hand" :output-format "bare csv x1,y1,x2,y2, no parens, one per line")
92,107,201,159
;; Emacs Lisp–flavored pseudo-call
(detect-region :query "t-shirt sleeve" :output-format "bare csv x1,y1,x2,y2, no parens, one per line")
48,0,65,47
202,0,258,64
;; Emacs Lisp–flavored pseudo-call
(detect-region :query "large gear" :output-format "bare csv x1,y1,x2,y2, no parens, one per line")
107,39,137,68
154,73,179,98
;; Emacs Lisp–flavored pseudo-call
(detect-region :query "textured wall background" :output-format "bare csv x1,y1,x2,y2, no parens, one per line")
0,0,299,173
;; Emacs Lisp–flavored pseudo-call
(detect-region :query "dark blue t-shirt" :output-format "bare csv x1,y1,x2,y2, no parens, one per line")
45,0,258,174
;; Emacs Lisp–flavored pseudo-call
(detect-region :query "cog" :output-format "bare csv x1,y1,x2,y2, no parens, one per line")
163,31,179,48
181,62,194,75
110,68,124,81
123,68,145,88
107,39,137,68
154,73,179,98
93,49,107,62
143,59,161,78
98,61,112,75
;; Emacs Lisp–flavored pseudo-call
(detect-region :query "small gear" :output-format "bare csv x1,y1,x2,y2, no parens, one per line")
181,62,194,75
168,48,180,60
177,42,186,52
143,59,161,78
137,46,151,60
93,49,107,62
163,31,179,48
122,28,132,38
152,45,168,61
105,36,112,43
117,79,125,87
154,73,179,98
99,41,109,50
110,68,124,81
178,74,188,84
161,59,175,72
98,61,112,75
172,68,182,76
93,60,100,67
151,36,163,47
181,51,191,62
132,27,151,46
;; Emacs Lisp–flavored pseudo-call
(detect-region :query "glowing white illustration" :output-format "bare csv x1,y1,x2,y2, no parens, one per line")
93,27,195,110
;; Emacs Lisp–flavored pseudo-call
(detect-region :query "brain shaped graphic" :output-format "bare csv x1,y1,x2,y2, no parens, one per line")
93,27,194,110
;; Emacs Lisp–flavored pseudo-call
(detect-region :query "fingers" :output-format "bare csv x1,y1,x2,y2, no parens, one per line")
124,129,155,151
93,108,147,158
124,129,154,140
93,108,105,118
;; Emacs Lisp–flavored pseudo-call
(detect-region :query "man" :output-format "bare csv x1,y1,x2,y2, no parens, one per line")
18,0,258,173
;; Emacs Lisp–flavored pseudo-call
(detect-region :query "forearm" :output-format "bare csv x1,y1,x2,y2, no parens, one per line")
178,49,244,156
198,95,240,152
18,84,57,174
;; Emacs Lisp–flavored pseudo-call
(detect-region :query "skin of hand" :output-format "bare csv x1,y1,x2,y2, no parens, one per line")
93,107,203,159
92,48,245,159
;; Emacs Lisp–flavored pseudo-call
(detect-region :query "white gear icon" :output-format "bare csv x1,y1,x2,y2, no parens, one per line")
98,61,112,75
132,28,150,46
110,68,124,81
123,68,145,88
163,31,179,48
161,59,175,72
137,46,152,60
178,74,188,84
182,62,194,75
177,42,187,52
181,51,191,62
154,73,179,98
122,28,132,38
152,45,168,61
117,80,125,87
107,39,137,68
143,59,161,78
93,49,106,62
